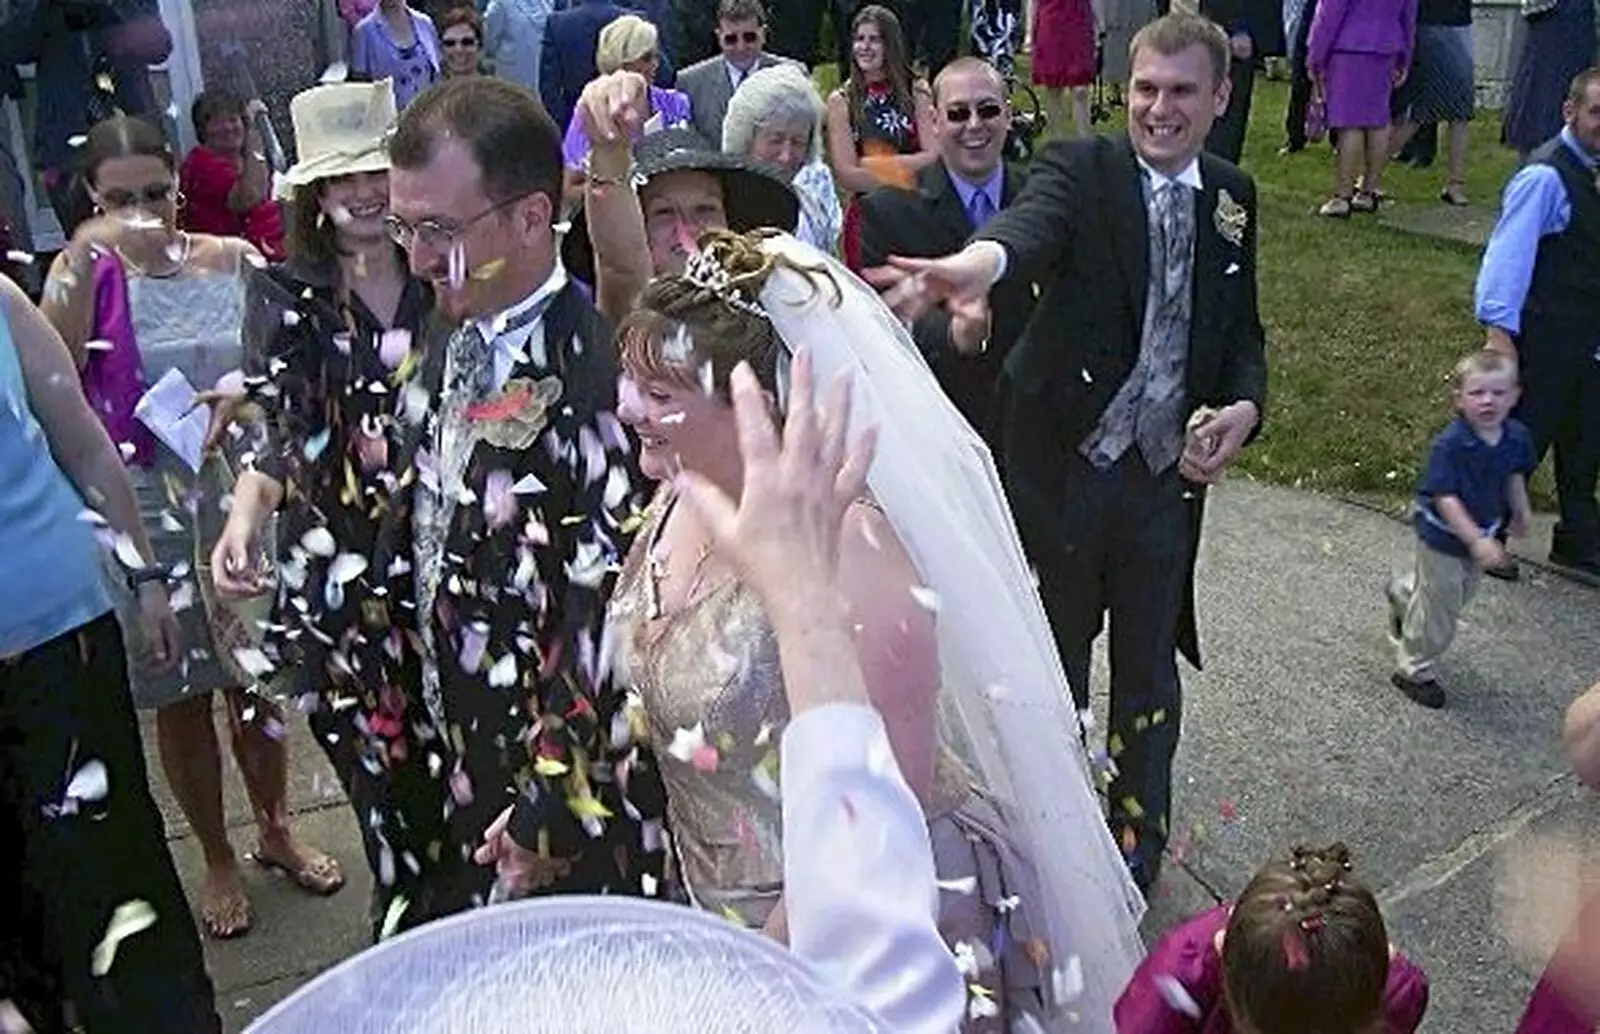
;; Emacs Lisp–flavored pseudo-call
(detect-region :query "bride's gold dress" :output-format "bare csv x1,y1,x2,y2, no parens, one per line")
609,491,1051,1029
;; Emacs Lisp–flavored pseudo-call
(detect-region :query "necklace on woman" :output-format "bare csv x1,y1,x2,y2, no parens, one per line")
646,539,714,621
115,231,192,279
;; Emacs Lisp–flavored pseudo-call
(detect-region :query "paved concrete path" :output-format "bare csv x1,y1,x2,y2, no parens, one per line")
141,479,1600,1032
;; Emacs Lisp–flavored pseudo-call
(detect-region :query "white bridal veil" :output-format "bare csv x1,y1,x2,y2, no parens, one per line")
755,233,1148,1031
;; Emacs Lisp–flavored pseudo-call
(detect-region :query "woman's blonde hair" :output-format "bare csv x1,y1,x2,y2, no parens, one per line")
720,64,824,165
596,14,659,75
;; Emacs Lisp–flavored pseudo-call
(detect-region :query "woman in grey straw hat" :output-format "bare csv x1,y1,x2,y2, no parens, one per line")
38,111,343,941
210,79,452,943
559,69,801,324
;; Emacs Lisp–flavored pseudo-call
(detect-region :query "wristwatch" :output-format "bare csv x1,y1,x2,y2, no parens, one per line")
125,564,170,593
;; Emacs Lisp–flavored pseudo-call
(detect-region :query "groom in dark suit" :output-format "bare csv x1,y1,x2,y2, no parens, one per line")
857,56,1034,445
870,12,1267,893
383,76,662,908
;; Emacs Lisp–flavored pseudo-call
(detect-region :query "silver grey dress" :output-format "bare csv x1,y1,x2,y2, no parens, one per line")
114,252,267,708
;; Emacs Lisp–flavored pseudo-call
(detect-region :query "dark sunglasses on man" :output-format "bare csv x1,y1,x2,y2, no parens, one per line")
721,30,760,45
944,100,1006,124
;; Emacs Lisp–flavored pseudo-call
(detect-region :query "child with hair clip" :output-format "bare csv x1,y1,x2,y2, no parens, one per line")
1114,842,1430,1033
1509,681,1600,1032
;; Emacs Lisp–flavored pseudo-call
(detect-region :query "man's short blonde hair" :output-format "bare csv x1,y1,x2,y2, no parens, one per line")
1129,13,1231,87
597,15,659,75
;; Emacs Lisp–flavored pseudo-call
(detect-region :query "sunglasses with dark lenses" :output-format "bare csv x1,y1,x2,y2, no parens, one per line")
99,184,177,209
944,101,1006,124
442,36,478,48
721,30,760,45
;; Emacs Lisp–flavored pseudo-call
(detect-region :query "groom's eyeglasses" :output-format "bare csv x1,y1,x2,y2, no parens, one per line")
944,101,1006,124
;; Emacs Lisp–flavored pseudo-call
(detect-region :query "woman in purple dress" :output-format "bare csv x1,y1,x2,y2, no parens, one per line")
1116,843,1430,1033
561,14,690,207
1308,0,1419,217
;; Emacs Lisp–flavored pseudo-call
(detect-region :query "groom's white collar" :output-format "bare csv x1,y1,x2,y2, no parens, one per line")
1137,154,1203,192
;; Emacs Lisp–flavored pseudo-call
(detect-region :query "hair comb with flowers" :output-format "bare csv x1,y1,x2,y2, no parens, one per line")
682,247,770,321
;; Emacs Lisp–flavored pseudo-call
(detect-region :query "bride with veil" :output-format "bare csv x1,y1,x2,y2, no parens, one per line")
604,227,1145,1031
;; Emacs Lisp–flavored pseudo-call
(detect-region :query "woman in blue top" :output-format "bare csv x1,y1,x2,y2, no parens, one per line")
0,273,219,1031
351,0,444,109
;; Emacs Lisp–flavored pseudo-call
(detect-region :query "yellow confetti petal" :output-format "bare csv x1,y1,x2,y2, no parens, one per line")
379,896,410,940
1119,795,1145,820
91,900,157,977
1107,732,1126,758
533,756,569,777
568,795,613,820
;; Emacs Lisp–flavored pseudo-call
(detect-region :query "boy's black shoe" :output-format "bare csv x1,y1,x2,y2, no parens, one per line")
1392,672,1446,709
1484,557,1520,581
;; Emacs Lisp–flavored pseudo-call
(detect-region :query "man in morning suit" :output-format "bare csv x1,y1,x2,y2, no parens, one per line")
869,12,1268,893
385,76,663,906
857,56,1034,446
675,0,804,148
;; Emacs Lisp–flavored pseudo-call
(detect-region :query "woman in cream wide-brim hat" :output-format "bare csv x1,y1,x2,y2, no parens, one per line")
214,77,444,943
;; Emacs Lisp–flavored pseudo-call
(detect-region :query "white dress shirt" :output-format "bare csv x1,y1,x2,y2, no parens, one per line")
781,704,966,1034
474,262,569,389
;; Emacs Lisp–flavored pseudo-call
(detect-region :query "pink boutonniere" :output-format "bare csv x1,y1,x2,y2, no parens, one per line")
464,376,564,451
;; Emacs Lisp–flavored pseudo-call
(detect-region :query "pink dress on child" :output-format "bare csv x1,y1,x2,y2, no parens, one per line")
1113,905,1431,1033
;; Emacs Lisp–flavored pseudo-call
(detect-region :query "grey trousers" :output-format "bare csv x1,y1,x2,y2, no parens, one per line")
1388,539,1482,680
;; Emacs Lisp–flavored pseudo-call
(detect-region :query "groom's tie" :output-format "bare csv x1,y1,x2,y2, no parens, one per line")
1133,181,1195,474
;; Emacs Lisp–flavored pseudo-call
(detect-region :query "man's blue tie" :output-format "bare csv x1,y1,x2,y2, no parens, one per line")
968,188,996,229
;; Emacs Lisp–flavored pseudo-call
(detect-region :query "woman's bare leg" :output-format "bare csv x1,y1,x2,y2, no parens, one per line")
156,692,249,936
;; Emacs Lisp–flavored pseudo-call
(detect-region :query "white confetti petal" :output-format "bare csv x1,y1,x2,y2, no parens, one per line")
65,759,109,803
1154,975,1201,1018
328,553,369,586
486,653,517,688
666,722,706,763
300,527,337,557
231,647,275,679
909,585,941,612
90,900,157,976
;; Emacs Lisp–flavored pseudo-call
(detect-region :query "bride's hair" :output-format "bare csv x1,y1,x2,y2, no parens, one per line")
615,228,836,404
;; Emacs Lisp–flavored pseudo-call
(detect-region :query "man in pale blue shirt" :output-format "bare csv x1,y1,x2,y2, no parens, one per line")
484,0,555,92
1473,67,1600,579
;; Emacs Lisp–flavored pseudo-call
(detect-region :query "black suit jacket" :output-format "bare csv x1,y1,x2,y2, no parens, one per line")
1162,0,1287,56
375,280,661,888
857,160,1035,443
981,135,1268,666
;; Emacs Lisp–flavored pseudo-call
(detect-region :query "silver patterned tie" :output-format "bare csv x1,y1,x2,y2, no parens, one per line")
1133,181,1195,474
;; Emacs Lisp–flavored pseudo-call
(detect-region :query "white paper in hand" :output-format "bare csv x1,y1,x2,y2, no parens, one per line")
134,368,209,473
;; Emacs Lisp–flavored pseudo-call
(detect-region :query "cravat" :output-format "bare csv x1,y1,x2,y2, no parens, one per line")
1133,181,1196,474
967,188,996,230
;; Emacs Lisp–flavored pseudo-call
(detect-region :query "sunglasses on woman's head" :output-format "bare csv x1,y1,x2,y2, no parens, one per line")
944,101,1005,124
722,30,759,45
98,184,177,209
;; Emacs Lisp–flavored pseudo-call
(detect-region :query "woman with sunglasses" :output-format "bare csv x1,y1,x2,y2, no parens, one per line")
438,6,486,78
39,113,343,942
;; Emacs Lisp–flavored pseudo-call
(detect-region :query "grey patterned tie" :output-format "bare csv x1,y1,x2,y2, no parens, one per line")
1133,181,1195,474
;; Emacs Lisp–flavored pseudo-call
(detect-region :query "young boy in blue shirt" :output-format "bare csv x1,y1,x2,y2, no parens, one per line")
1388,351,1535,708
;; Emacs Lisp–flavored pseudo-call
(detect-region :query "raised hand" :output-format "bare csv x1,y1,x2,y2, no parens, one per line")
576,70,653,149
861,246,1000,353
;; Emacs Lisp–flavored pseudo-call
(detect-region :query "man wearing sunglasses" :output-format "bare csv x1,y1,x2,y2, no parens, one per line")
676,0,804,147
857,57,1033,451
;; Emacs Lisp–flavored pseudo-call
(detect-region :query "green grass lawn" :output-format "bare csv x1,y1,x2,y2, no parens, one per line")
815,61,1530,508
